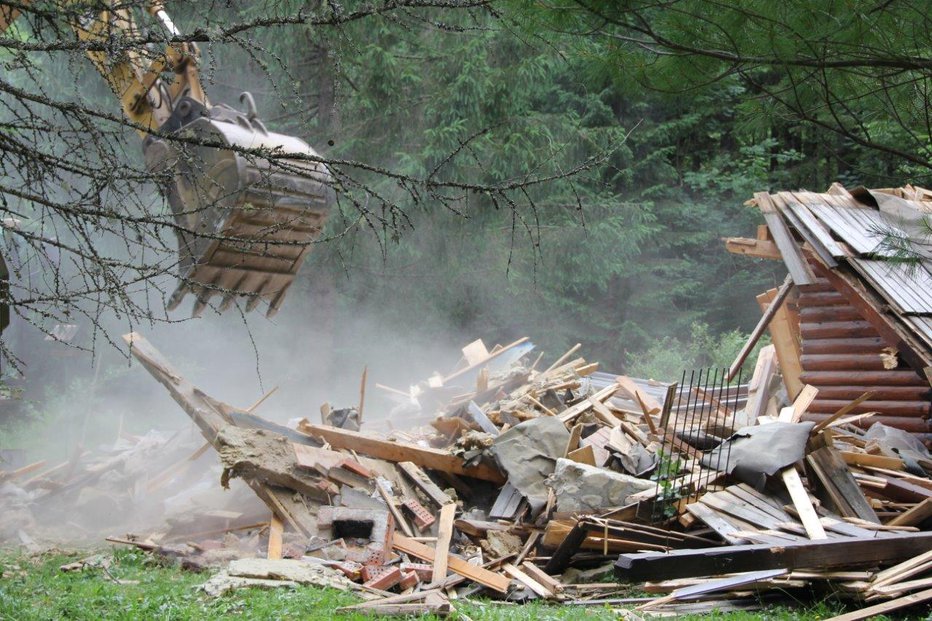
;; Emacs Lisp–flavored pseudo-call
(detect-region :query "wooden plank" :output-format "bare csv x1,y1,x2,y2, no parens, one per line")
757,192,814,284
267,512,283,560
727,275,794,381
567,444,596,466
432,503,456,584
503,563,553,599
823,588,932,621
871,575,932,596
787,201,847,258
614,532,932,582
790,384,819,423
667,568,787,602
443,337,530,384
811,391,876,434
744,345,777,424
461,339,490,366
684,503,749,545
781,467,827,539
564,423,583,457
806,447,879,523
397,462,454,507
782,204,839,267
256,484,317,537
871,550,932,589
699,493,785,532
297,421,505,483
375,478,415,538
489,483,524,520
557,383,621,424
521,562,563,594
616,376,662,413
392,534,511,593
543,520,589,574
840,451,903,471
724,237,782,260
357,367,367,425
543,343,582,374
888,498,932,527
0,460,48,483
757,289,804,399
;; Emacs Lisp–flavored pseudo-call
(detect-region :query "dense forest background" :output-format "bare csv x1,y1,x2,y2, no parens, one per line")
2,1,930,449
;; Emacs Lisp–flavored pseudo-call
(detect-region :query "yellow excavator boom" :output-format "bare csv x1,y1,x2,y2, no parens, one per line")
1,1,332,317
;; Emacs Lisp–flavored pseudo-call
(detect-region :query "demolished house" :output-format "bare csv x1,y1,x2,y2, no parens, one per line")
1,184,931,619
727,183,932,442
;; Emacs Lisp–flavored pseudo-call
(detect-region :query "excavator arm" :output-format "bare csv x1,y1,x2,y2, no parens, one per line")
1,1,332,317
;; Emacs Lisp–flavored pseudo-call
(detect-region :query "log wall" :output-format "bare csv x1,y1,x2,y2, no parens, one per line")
795,278,931,436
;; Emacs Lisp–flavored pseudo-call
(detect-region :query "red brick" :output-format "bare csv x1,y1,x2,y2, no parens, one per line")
398,570,419,590
337,458,373,479
400,562,433,582
363,566,403,591
333,561,363,581
401,499,436,531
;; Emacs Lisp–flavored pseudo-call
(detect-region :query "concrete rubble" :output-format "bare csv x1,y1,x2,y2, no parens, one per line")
547,458,653,513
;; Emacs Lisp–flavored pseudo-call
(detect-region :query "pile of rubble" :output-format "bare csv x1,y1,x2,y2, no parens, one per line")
4,332,932,619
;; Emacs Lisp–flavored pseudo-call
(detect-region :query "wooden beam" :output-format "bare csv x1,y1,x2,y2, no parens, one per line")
397,462,454,507
443,337,530,385
811,391,875,434
757,288,804,399
392,534,511,593
503,563,554,598
840,451,903,471
614,532,932,582
267,512,283,560
888,498,932,527
558,383,621,424
724,236,783,260
375,479,415,538
297,421,505,483
122,332,229,441
728,275,794,381
789,384,819,423
781,467,827,540
756,192,814,284
806,447,880,523
431,503,456,585
744,345,777,425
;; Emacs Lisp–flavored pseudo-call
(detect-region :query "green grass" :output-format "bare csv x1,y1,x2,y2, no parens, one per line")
0,548,918,620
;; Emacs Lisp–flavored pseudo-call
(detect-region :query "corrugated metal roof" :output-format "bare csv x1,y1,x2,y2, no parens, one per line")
850,259,932,315
805,203,900,256
905,316,932,352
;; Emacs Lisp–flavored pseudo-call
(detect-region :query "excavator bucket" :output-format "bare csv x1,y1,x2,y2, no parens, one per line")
143,96,332,317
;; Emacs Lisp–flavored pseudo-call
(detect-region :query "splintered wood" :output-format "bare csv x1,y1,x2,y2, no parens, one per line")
113,331,932,619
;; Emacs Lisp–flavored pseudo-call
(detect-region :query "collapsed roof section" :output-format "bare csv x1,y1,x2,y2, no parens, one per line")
727,183,932,440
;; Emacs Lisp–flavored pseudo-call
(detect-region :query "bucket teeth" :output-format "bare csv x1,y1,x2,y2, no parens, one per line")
166,284,189,311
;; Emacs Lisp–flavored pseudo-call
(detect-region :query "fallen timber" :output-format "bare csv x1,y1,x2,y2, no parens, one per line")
8,329,921,620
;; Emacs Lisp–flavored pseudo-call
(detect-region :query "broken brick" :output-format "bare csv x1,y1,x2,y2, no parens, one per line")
363,565,403,590
400,562,433,582
401,499,436,532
